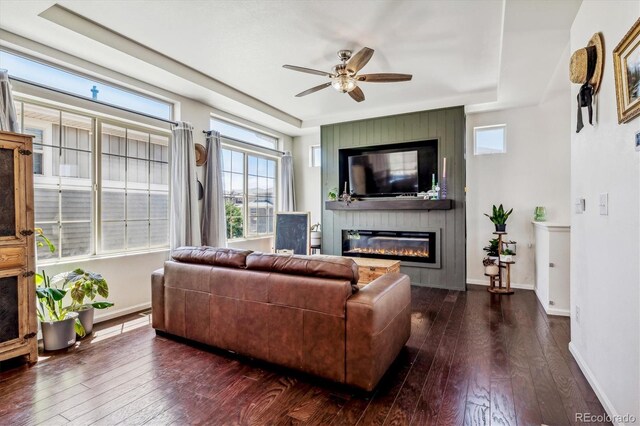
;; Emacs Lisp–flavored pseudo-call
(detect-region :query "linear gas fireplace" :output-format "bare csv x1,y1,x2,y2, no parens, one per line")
342,229,439,265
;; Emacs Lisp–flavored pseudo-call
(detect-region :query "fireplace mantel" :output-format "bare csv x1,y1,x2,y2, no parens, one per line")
325,199,452,211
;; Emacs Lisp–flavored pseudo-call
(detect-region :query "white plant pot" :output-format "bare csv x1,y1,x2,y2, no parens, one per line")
485,265,499,276
500,254,515,263
310,231,322,247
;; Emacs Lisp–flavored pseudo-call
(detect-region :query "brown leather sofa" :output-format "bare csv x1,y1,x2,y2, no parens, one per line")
151,247,411,391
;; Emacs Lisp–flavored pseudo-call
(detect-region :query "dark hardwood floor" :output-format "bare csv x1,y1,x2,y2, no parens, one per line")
0,285,610,425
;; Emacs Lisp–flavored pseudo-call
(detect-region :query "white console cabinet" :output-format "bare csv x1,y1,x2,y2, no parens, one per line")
533,222,570,316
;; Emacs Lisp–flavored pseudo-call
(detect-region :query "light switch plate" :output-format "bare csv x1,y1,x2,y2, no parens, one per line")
599,193,608,215
575,198,586,214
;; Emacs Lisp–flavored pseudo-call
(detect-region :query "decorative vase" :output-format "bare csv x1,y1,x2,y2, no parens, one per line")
534,206,547,221
41,312,79,351
310,231,322,247
440,177,447,200
495,224,506,233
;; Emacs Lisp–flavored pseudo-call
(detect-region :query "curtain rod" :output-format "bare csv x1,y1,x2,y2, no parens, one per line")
9,76,179,126
203,130,286,155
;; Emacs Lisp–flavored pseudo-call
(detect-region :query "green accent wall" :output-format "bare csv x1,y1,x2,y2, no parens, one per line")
321,106,466,290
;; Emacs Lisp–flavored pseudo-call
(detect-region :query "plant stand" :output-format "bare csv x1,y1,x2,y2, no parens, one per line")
487,232,515,295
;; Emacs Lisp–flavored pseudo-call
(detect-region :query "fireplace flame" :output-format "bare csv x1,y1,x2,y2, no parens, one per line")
345,247,430,258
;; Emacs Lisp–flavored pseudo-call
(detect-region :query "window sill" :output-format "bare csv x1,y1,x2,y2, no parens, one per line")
36,247,170,267
226,235,273,243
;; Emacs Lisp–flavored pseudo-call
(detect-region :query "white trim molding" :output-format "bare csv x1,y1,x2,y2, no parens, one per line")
467,278,534,290
569,342,625,426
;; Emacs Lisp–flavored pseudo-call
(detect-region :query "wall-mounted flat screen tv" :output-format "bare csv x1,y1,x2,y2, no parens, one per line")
348,151,418,196
338,140,438,197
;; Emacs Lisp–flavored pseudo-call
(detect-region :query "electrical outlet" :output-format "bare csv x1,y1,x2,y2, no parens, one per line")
575,198,586,214
575,305,580,323
599,193,608,215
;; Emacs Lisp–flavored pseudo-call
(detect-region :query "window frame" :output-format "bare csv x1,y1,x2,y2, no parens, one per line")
473,124,507,156
221,143,279,241
309,145,321,167
15,96,171,265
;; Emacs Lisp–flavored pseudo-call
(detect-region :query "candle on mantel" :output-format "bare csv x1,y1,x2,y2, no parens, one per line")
344,181,347,193
431,173,435,188
443,157,447,178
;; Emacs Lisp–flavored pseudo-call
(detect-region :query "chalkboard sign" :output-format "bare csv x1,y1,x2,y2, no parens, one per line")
275,212,310,255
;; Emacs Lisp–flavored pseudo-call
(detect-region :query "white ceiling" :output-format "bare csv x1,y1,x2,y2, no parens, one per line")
0,0,581,135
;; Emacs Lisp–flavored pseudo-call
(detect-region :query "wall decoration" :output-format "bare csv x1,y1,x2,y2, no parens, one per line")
613,18,640,124
635,130,640,152
570,33,604,133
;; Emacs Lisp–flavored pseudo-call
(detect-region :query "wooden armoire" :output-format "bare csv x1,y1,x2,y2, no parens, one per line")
0,131,38,363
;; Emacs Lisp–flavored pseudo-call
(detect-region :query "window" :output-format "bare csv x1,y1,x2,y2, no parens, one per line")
101,124,169,252
222,148,277,240
474,124,506,155
309,145,321,167
211,118,277,149
1,50,172,121
15,100,170,262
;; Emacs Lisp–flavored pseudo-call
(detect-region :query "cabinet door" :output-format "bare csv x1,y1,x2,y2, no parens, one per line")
0,140,28,246
0,269,30,350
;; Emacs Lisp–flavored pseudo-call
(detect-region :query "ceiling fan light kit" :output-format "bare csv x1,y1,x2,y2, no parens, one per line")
283,47,412,102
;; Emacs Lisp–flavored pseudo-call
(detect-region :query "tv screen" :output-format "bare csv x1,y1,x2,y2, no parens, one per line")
348,151,419,196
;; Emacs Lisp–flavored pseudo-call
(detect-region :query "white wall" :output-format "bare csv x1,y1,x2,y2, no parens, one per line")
569,2,640,423
293,131,322,225
466,88,571,288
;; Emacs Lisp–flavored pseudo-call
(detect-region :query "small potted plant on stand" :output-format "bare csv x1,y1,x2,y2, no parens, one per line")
36,272,85,351
483,257,499,276
482,238,500,275
500,249,516,263
484,204,513,232
58,269,114,335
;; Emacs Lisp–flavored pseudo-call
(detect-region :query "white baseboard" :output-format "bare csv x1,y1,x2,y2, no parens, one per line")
94,302,151,324
544,307,570,317
467,278,534,291
569,342,625,426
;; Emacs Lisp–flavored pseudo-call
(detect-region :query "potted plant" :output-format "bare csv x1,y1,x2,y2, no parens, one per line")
484,204,513,232
483,238,500,260
500,249,516,263
310,223,322,247
503,240,517,255
327,188,338,201
483,257,499,276
36,271,85,351
58,269,114,335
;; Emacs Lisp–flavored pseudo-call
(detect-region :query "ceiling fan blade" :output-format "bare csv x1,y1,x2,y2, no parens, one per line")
346,47,374,74
357,73,413,83
348,86,365,102
283,65,333,78
295,82,332,97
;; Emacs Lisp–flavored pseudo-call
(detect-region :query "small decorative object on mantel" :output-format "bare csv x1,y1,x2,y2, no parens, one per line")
484,204,513,233
440,157,448,200
327,187,338,201
613,17,640,124
341,181,353,205
195,143,207,166
570,32,604,133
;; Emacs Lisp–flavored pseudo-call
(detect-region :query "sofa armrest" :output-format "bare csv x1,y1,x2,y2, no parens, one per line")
345,273,411,391
151,268,165,331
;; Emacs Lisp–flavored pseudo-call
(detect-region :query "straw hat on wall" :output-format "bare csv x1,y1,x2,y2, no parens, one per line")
195,143,207,166
570,32,604,94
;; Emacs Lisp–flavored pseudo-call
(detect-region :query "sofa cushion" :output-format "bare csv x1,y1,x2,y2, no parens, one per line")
172,246,252,269
246,252,359,285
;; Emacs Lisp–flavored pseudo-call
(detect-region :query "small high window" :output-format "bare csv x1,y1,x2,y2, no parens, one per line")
211,118,277,149
1,50,172,121
474,124,506,155
309,145,321,167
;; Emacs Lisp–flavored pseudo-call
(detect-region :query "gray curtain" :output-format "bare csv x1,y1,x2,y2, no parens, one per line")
201,131,226,247
280,151,296,211
0,70,19,132
170,121,201,251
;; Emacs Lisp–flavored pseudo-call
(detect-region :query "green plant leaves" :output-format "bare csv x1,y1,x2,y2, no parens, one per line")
74,318,86,337
36,287,67,301
91,301,114,309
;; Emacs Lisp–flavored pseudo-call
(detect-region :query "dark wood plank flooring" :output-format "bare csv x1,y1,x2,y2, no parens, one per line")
0,286,610,425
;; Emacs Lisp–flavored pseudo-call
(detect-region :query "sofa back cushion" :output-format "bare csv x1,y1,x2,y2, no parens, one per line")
172,246,252,269
246,252,359,285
